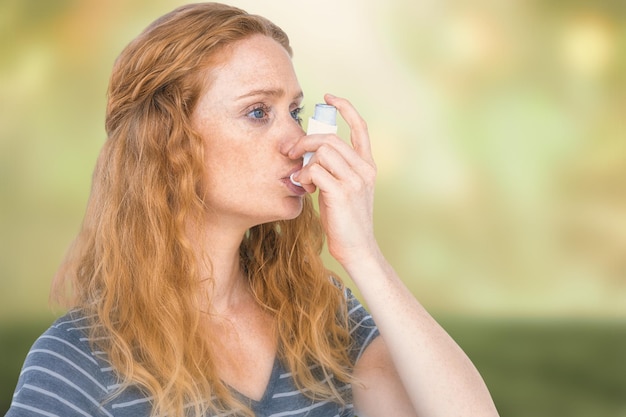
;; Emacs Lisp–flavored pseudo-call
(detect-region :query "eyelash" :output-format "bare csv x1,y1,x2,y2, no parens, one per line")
292,107,304,126
246,104,304,126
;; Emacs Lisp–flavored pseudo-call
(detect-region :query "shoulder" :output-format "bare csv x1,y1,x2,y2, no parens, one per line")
33,310,96,351
28,310,105,374
6,310,117,417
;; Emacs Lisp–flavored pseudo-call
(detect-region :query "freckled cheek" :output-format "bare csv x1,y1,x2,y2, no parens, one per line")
200,125,270,182
203,145,259,187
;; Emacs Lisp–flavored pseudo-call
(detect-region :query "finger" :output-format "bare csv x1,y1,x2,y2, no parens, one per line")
287,134,372,178
310,143,366,184
324,94,373,162
291,148,343,191
293,147,371,199
293,162,343,196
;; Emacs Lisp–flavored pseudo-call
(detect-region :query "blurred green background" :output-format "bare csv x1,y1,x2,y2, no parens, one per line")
1,0,625,415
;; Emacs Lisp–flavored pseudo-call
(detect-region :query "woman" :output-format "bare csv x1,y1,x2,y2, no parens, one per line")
7,3,499,417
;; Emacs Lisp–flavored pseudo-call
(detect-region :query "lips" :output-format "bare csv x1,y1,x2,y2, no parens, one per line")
282,177,306,195
282,165,306,195
286,164,303,180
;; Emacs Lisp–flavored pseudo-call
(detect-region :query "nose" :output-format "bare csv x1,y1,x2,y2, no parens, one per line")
278,116,305,155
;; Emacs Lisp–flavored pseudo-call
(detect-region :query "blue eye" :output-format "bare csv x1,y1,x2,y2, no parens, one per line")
290,107,303,125
248,107,268,120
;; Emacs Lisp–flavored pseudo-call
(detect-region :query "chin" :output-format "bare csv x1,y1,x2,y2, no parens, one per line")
275,198,305,222
249,202,304,228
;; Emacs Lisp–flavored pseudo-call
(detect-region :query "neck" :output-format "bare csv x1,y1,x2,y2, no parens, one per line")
192,220,252,316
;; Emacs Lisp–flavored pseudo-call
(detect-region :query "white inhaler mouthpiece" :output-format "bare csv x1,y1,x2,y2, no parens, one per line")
291,103,338,187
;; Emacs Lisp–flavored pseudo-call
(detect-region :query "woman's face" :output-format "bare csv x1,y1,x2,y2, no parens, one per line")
192,34,306,231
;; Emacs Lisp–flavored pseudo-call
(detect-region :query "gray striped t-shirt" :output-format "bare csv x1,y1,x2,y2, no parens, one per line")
6,288,378,417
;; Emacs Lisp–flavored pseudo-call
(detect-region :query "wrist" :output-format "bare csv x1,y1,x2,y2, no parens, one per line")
336,242,388,278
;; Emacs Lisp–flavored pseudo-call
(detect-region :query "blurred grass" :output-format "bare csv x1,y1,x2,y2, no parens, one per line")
2,317,625,416
441,317,626,417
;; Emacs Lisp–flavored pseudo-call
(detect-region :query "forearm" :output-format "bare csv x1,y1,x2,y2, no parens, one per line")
343,246,499,417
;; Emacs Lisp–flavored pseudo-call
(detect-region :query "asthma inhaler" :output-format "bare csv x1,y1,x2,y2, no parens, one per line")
290,103,338,187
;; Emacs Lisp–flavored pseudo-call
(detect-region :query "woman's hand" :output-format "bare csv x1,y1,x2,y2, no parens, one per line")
284,94,378,267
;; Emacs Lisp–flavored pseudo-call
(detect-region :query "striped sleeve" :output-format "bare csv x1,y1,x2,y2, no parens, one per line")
5,313,114,417
344,287,379,364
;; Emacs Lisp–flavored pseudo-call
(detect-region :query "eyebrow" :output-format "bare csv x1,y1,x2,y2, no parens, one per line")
236,88,304,102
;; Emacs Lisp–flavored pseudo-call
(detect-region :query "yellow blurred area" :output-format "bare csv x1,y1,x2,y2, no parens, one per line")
1,0,625,321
